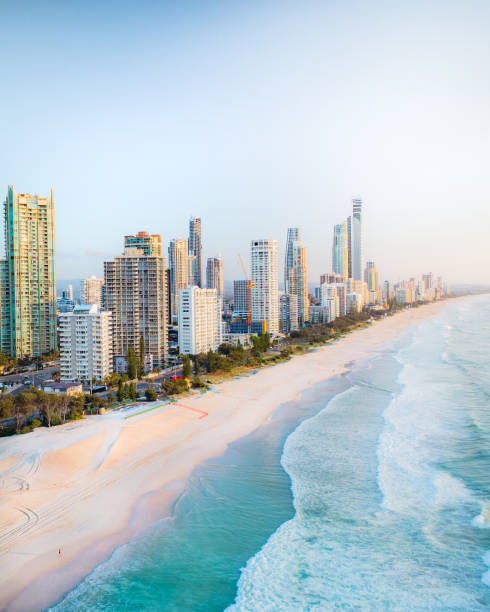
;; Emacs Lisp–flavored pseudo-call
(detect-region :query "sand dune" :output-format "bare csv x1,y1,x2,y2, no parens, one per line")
0,301,453,611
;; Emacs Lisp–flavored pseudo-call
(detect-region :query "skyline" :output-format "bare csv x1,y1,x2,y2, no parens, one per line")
2,1,490,284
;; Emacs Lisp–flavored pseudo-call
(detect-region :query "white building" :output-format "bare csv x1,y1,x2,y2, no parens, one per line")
284,228,309,325
178,287,221,355
280,293,299,333
59,304,113,382
251,239,279,335
81,276,104,309
168,238,190,317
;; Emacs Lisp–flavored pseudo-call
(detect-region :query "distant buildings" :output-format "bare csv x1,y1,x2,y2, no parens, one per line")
206,256,224,301
124,231,162,256
0,186,57,357
280,293,299,333
233,280,249,319
59,304,112,382
251,239,279,335
178,286,220,354
168,238,189,316
188,217,202,287
348,198,363,281
104,239,168,369
332,221,349,279
284,228,309,325
81,276,104,309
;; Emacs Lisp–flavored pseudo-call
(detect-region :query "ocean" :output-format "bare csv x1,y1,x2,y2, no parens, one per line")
50,295,490,611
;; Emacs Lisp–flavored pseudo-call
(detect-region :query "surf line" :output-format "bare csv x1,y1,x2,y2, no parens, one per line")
169,401,208,420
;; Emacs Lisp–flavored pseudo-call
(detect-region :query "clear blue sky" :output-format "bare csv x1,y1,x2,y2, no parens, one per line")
1,0,489,285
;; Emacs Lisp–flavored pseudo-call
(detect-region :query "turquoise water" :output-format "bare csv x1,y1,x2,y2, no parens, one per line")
51,296,490,611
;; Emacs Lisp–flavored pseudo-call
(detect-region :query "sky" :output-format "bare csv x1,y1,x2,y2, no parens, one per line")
1,0,489,286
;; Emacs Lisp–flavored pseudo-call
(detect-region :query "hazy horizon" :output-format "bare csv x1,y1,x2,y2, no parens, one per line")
2,1,489,285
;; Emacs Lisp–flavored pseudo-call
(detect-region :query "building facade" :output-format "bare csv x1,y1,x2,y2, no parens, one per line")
206,256,224,300
168,238,189,316
81,276,104,309
59,304,113,382
124,231,162,256
104,244,168,368
188,217,202,287
1,186,57,357
233,280,249,319
280,293,299,333
284,228,309,326
348,198,363,281
251,239,279,335
332,221,349,278
178,286,220,355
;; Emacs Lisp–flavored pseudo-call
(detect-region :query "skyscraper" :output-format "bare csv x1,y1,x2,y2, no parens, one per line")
251,239,279,335
188,217,202,287
206,256,224,300
284,227,300,292
104,240,168,368
332,221,349,278
1,186,57,357
348,198,363,281
168,238,189,316
284,228,309,325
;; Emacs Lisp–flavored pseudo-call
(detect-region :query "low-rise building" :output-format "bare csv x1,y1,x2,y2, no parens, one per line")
42,381,83,396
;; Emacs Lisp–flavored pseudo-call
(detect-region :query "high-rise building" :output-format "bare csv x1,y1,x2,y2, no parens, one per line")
364,261,378,292
168,238,189,316
81,276,104,309
104,243,168,368
332,221,349,278
251,239,279,335
124,231,162,256
59,304,113,382
284,227,300,292
284,228,309,325
1,186,57,357
233,280,249,319
178,287,220,355
206,256,224,300
188,217,202,287
280,293,299,333
348,198,363,281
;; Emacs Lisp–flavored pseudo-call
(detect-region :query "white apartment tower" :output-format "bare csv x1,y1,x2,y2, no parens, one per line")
169,238,189,316
59,304,113,382
280,293,299,333
178,287,220,355
81,276,104,309
332,221,349,279
251,239,279,335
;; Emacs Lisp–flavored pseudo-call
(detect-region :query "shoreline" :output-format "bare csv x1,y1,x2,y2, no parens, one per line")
0,300,463,611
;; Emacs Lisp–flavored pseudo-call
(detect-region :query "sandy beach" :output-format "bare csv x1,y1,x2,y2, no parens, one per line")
0,301,452,611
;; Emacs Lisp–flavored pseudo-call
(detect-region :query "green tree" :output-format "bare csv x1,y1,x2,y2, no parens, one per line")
129,382,137,401
138,335,145,378
0,394,14,418
193,358,200,376
145,386,157,401
127,346,138,380
183,355,191,379
117,379,124,402
107,391,114,404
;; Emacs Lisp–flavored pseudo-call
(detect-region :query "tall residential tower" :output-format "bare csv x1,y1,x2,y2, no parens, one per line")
251,239,279,335
1,186,57,357
188,217,202,287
